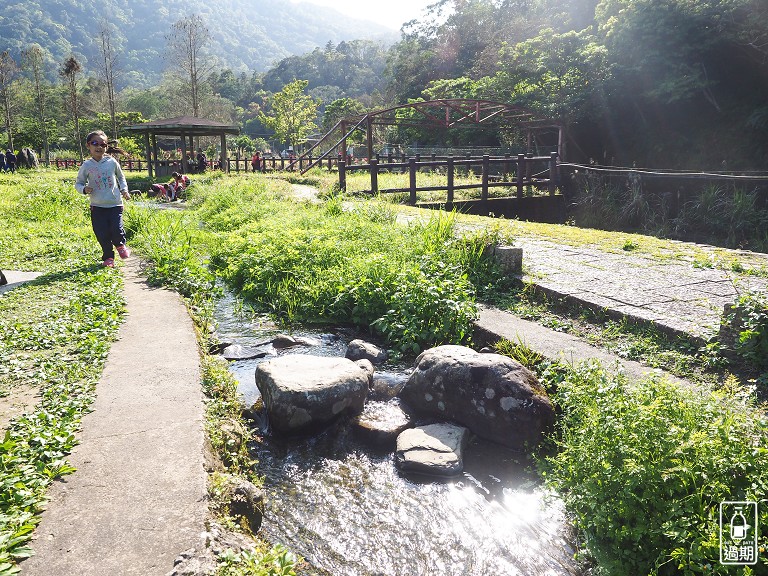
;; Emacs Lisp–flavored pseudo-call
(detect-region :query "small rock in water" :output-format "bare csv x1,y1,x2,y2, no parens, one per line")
353,400,411,448
370,372,407,400
346,339,388,365
272,334,322,348
395,422,470,477
354,359,375,384
221,343,269,361
209,341,233,355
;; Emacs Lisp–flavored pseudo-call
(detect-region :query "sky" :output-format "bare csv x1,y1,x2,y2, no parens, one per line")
303,0,436,31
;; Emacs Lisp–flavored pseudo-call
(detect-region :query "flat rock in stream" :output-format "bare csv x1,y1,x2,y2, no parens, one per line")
395,422,470,477
220,344,269,361
256,354,368,434
272,334,322,349
352,400,411,448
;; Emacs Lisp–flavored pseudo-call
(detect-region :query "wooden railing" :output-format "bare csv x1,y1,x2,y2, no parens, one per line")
338,153,561,206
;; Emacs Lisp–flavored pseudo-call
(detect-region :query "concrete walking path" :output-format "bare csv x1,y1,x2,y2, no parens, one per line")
21,259,207,576
515,237,768,341
474,304,691,387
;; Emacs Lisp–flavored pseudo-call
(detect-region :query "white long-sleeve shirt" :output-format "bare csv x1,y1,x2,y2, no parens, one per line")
75,156,128,207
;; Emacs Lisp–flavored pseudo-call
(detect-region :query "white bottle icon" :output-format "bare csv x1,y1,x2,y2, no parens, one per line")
731,506,749,541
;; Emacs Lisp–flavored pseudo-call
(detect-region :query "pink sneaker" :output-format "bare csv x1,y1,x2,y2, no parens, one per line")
103,258,115,268
116,244,131,259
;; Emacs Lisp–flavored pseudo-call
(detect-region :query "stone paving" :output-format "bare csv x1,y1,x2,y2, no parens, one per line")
514,238,768,341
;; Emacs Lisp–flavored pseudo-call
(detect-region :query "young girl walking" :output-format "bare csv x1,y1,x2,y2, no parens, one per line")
75,130,131,267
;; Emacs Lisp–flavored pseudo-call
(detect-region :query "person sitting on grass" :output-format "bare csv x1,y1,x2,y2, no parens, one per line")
150,182,172,201
170,172,191,200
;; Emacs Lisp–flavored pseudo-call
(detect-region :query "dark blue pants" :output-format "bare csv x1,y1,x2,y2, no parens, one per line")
90,206,126,261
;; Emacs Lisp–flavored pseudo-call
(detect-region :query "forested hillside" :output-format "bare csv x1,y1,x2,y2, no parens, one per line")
1,0,767,170
0,0,394,86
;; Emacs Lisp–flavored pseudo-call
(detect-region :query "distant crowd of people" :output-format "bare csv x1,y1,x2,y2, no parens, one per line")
0,147,39,171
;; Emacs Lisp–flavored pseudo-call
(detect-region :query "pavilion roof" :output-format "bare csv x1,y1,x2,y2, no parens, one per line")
124,116,240,136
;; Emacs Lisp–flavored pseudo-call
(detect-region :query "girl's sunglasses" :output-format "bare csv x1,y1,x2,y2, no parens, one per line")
89,141,107,147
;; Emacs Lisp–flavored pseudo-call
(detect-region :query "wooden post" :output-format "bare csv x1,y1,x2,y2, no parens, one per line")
180,131,189,174
339,159,346,191
516,154,525,198
481,155,489,206
340,121,348,161
526,151,533,196
370,158,379,194
549,152,558,195
145,132,153,179
366,116,374,161
447,157,454,209
220,134,228,173
409,158,417,205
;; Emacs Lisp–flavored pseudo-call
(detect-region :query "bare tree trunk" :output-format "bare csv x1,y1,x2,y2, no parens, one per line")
22,45,50,166
60,56,83,160
0,51,18,151
98,21,119,137
166,15,211,118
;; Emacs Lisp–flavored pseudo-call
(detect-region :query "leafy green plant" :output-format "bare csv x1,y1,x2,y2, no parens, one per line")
622,238,639,251
725,291,768,371
541,365,768,575
216,545,298,576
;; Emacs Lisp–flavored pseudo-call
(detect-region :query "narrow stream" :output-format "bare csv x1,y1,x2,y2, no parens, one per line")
214,292,582,576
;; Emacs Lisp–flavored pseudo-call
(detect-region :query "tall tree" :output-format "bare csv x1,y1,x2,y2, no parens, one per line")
60,56,83,160
22,44,50,165
259,80,319,149
97,20,120,138
166,14,212,118
0,51,19,151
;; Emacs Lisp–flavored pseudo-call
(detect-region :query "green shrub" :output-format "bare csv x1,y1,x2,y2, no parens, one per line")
216,544,298,576
725,291,768,371
541,365,768,575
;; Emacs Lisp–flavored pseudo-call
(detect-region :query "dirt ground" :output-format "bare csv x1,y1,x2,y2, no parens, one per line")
0,270,44,432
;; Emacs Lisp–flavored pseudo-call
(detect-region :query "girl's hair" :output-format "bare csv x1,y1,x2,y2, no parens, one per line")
85,130,108,143
106,139,128,156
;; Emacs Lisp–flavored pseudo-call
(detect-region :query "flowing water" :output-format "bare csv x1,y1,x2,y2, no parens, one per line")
214,293,582,576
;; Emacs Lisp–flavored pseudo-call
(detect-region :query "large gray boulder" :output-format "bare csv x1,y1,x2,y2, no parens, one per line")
255,354,369,434
395,423,470,477
399,345,554,450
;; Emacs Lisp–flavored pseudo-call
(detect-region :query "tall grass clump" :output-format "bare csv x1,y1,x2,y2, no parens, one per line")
124,203,219,310
571,172,768,251
674,185,768,250
541,363,768,575
198,181,504,353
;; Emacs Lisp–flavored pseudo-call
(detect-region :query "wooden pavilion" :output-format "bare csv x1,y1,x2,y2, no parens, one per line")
124,116,240,178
